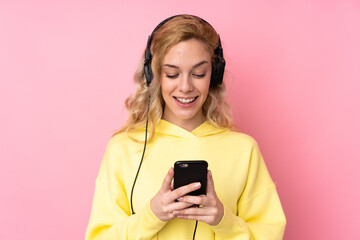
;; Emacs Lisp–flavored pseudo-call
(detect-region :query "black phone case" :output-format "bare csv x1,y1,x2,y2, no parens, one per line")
174,160,208,196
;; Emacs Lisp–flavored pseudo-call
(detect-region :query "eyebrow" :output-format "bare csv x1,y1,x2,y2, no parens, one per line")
162,60,208,69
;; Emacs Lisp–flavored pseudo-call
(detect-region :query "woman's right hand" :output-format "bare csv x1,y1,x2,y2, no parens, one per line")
150,167,201,222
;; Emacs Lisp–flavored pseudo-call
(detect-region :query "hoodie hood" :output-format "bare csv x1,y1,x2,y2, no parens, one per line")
155,119,229,139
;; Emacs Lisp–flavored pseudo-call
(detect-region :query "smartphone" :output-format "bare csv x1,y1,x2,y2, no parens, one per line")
174,160,208,196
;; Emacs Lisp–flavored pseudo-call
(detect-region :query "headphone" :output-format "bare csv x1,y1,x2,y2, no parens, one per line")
144,14,226,87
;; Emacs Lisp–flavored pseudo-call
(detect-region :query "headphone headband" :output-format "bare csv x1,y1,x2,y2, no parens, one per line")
144,14,226,87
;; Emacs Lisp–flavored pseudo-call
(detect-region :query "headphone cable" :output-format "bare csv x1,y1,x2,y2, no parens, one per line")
130,94,150,214
193,220,198,240
129,94,199,239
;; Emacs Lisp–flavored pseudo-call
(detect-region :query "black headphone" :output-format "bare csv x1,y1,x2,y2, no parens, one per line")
144,14,226,87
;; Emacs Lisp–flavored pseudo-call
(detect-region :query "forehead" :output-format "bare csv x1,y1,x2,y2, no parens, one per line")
162,39,211,67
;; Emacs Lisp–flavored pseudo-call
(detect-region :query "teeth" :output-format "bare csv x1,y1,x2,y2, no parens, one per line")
176,97,196,103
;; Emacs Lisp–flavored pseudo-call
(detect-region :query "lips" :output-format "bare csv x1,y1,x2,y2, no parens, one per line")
175,97,197,104
174,96,198,105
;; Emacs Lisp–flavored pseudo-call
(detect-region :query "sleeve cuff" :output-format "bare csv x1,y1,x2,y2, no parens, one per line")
133,201,167,234
146,201,167,224
211,205,250,237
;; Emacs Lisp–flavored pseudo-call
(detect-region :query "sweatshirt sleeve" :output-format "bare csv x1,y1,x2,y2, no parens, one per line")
85,138,167,240
211,141,286,239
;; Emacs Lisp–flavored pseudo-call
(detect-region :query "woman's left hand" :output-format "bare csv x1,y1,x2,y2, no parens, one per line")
172,170,224,226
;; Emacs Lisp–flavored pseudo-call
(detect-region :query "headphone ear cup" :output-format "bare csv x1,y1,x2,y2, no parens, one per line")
211,57,225,86
144,47,154,86
144,61,153,86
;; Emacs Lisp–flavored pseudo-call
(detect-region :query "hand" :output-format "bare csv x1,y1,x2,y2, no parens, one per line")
150,168,202,222
172,170,224,226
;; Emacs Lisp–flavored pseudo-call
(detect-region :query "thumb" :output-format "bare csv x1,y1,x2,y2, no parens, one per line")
206,170,216,196
160,167,174,192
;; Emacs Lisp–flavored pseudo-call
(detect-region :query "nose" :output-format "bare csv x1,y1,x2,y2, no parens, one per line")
179,74,194,92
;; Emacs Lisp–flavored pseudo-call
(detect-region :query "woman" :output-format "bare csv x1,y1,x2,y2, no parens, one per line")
86,14,286,239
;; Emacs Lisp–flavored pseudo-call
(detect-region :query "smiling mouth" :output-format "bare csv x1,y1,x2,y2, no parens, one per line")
174,97,198,104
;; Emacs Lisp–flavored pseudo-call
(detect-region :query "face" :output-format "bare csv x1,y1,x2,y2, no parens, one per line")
160,38,212,131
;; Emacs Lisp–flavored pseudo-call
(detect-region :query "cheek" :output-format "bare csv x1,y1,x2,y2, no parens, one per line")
202,89,210,101
199,79,211,97
160,77,172,98
161,76,177,95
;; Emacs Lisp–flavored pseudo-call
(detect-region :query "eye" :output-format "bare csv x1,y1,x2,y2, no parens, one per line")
193,73,206,78
165,74,179,79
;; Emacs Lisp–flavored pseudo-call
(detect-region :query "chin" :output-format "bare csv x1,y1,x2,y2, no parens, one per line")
177,110,203,121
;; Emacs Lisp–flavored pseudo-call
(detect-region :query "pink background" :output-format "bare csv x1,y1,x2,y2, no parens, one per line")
1,1,359,239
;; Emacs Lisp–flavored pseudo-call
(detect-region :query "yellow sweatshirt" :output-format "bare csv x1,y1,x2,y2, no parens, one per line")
85,120,286,239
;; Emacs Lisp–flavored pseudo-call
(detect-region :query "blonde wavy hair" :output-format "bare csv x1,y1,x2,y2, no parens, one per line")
113,15,234,139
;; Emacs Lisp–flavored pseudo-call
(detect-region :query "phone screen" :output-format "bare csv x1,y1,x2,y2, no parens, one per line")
174,160,208,196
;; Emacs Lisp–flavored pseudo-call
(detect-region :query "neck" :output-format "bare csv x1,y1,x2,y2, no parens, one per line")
161,113,206,132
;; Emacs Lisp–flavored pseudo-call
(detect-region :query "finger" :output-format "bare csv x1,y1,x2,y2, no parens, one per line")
206,170,215,196
170,182,201,202
173,206,215,216
167,201,194,212
156,201,193,217
176,214,214,224
170,181,174,191
160,168,174,192
177,195,206,205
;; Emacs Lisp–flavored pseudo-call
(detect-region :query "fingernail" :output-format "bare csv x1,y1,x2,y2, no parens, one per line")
177,197,183,201
209,170,212,176
194,182,201,188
